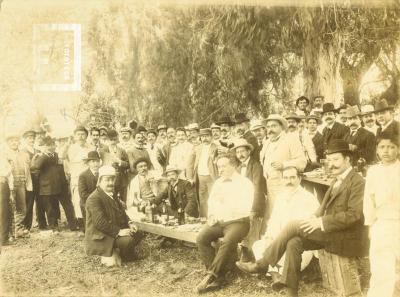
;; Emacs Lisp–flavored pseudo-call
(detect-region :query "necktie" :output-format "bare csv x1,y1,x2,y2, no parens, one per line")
151,144,154,150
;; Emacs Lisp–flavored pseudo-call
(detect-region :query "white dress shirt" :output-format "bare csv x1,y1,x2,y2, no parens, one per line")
208,172,254,222
240,157,251,176
197,144,211,176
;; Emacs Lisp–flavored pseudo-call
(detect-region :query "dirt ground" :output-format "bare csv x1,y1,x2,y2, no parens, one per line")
0,227,333,297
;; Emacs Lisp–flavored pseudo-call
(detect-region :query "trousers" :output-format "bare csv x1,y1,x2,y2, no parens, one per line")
198,175,214,218
0,181,11,244
114,232,145,261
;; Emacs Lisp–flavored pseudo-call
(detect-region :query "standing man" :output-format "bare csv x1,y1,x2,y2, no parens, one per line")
306,115,324,163
210,123,222,144
195,154,254,293
250,120,267,151
168,127,193,179
118,126,134,152
88,127,107,153
187,123,202,147
161,127,177,169
187,128,218,218
344,106,376,165
85,166,144,265
146,129,164,177
260,115,307,217
0,150,13,245
237,140,369,297
234,113,259,161
99,126,109,145
294,96,310,116
233,139,266,262
156,124,168,146
126,131,152,177
310,95,324,115
374,99,400,139
360,105,379,136
321,103,349,155
216,116,235,154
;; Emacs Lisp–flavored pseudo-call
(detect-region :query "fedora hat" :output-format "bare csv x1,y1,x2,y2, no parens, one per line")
42,136,55,146
265,114,288,131
325,139,351,155
216,115,234,126
137,126,147,133
133,157,151,169
250,119,265,131
321,103,338,114
165,165,182,174
199,128,211,136
345,105,361,118
107,129,118,139
374,99,394,113
234,113,250,124
232,138,253,151
84,151,101,162
295,96,310,106
360,104,375,116
285,113,302,122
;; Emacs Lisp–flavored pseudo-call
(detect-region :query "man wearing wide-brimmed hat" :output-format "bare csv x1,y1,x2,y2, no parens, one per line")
321,103,349,155
374,98,400,139
344,106,376,165
360,104,379,136
250,119,266,151
260,114,307,218
187,128,218,217
234,113,259,161
151,165,198,218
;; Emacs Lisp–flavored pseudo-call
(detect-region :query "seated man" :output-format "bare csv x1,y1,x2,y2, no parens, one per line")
195,153,254,294
84,165,144,266
251,166,319,288
151,165,198,218
236,140,369,297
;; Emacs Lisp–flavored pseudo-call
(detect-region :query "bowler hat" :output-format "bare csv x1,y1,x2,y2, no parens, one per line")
165,165,182,174
325,139,351,155
199,128,211,136
374,99,394,113
107,129,118,139
133,157,151,169
265,114,288,131
321,103,337,114
286,113,302,122
295,96,310,106
216,116,234,126
42,136,55,146
74,125,88,135
234,113,250,124
84,151,101,162
232,138,253,151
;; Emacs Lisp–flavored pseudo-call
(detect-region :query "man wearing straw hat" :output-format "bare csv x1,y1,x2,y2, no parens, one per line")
360,104,379,136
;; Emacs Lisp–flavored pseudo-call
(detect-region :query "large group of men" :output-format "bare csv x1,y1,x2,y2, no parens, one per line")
0,95,399,297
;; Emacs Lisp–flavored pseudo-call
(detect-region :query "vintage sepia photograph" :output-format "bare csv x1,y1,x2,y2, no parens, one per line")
0,0,399,296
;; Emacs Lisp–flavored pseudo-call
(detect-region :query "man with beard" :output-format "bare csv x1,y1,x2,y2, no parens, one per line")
210,123,221,144
260,115,307,218
344,106,376,165
237,140,368,297
306,115,324,162
243,167,319,290
187,128,218,217
310,96,324,115
168,127,193,179
321,103,349,155
250,120,267,152
118,126,134,152
126,132,152,177
156,124,168,146
294,96,310,116
233,139,266,262
360,105,379,136
85,165,144,266
234,113,259,161
374,99,400,139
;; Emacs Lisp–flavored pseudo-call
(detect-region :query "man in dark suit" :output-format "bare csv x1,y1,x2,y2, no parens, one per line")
374,99,400,139
236,139,368,297
85,165,144,264
344,106,376,165
78,151,101,228
250,120,267,153
306,115,324,162
233,139,266,262
234,113,260,161
321,103,350,155
187,128,218,217
152,165,198,218
31,136,77,231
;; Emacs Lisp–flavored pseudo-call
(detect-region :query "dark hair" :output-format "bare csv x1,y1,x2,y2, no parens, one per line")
133,157,150,169
376,132,399,147
216,152,239,167
107,129,118,139
282,166,300,177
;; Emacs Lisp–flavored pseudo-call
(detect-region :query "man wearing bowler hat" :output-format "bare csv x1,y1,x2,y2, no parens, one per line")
187,128,218,217
374,98,400,139
237,139,368,297
360,105,379,136
216,115,235,154
321,103,350,155
234,113,259,161
344,106,376,165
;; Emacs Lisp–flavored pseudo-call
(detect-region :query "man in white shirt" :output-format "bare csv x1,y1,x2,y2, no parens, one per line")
195,153,253,294
168,127,193,179
119,126,134,152
360,105,379,136
146,129,164,177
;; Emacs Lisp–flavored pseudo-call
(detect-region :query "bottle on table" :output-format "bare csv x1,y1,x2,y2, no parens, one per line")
177,202,185,225
144,201,153,222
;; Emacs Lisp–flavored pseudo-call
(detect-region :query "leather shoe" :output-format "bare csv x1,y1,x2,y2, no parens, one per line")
195,274,216,294
270,271,285,291
235,261,267,274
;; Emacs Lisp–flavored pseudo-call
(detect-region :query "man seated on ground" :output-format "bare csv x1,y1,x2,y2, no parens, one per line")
195,153,254,294
151,165,198,218
250,166,319,289
236,139,369,297
84,165,144,266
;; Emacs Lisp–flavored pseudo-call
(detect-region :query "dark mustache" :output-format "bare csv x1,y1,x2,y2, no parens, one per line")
329,165,340,170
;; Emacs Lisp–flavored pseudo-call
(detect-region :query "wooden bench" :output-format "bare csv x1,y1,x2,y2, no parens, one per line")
319,250,369,297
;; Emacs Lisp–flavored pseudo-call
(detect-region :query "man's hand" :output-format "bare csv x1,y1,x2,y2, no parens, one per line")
118,228,131,237
300,217,322,234
271,162,283,170
349,144,358,151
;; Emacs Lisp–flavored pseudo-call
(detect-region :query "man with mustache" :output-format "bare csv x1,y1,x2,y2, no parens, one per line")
156,124,168,147
344,106,376,165
187,123,202,147
237,139,368,297
336,105,350,126
216,116,235,155
161,127,177,169
294,96,310,116
321,103,350,156
234,113,259,161
118,126,134,152
243,166,319,291
126,132,152,177
168,127,194,179
360,105,379,136
306,115,324,162
210,123,221,144
260,114,307,218
310,95,324,115
250,120,267,151
374,99,400,139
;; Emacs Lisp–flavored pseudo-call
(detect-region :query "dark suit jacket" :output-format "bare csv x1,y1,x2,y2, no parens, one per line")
237,157,266,217
84,187,130,257
100,146,130,187
153,179,199,218
187,143,218,181
78,168,98,207
377,119,400,139
31,152,64,196
322,122,350,153
243,130,260,161
315,169,369,257
344,127,376,165
311,132,324,162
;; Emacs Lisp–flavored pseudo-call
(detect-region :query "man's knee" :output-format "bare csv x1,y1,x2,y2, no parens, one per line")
286,237,303,254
